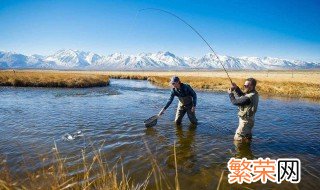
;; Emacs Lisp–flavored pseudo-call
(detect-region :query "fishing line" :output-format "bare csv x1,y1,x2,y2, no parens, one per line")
135,8,233,83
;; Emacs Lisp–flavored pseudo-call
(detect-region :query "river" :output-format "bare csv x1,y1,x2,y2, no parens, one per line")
0,79,319,189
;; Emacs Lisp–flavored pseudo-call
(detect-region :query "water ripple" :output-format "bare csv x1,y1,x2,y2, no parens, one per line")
0,79,319,189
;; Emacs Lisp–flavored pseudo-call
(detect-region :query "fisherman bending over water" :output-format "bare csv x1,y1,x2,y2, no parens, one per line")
228,78,259,141
159,76,198,125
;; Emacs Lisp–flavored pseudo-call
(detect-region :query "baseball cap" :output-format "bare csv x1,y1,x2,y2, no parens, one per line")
170,76,180,84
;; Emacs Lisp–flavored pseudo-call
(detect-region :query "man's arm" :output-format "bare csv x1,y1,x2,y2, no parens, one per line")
234,87,245,97
164,90,175,109
229,93,251,106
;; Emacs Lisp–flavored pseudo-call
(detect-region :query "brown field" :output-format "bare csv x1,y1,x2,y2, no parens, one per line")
107,70,320,100
0,69,319,100
0,70,110,88
106,70,320,84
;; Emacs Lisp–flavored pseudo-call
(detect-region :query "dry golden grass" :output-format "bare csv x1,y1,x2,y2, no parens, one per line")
109,74,148,80
147,76,320,100
0,140,302,190
105,70,320,100
0,141,180,190
1,69,319,99
105,70,320,84
0,70,109,88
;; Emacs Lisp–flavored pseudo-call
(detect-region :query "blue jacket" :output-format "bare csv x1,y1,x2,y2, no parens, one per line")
164,83,197,109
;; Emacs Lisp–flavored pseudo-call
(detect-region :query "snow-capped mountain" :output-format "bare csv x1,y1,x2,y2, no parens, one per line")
45,50,92,68
0,51,29,68
0,49,319,70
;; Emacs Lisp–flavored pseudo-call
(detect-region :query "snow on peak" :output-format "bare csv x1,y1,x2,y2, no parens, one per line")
0,49,319,70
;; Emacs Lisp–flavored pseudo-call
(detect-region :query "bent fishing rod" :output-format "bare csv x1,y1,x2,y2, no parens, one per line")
137,8,233,84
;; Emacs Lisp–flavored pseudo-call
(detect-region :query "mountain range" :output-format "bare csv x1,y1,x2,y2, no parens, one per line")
1,49,319,70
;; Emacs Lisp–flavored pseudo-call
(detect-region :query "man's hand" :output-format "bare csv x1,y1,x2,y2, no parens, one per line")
227,88,232,94
231,82,238,91
159,108,165,116
191,106,196,113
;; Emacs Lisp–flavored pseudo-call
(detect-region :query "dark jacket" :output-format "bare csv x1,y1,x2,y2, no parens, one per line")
164,83,197,109
229,87,251,106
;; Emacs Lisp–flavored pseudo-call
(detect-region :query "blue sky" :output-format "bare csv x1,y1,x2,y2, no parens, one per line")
0,0,319,61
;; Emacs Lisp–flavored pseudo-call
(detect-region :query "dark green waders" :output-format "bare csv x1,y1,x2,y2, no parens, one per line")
174,96,198,125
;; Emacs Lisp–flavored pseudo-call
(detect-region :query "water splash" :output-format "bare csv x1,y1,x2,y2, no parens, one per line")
62,130,84,141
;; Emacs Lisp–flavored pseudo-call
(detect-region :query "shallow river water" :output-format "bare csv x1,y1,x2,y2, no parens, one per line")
0,79,319,189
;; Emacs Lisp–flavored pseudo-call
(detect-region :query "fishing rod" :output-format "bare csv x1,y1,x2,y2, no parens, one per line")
137,8,233,84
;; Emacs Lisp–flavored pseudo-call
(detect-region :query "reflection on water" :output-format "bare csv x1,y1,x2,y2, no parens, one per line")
172,124,197,171
233,141,254,159
0,79,319,189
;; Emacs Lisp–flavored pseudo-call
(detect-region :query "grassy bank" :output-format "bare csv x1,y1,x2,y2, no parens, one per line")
106,70,320,84
1,70,319,99
107,71,320,100
0,70,109,88
147,76,320,100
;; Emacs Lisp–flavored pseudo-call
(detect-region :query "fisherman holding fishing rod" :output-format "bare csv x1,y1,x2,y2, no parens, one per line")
158,76,198,125
139,9,259,141
228,78,259,141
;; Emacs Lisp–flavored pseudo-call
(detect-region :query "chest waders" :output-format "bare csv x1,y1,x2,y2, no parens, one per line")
234,91,259,141
175,96,198,125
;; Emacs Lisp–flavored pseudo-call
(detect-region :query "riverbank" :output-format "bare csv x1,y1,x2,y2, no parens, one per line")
109,71,320,100
0,70,109,88
0,70,319,100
